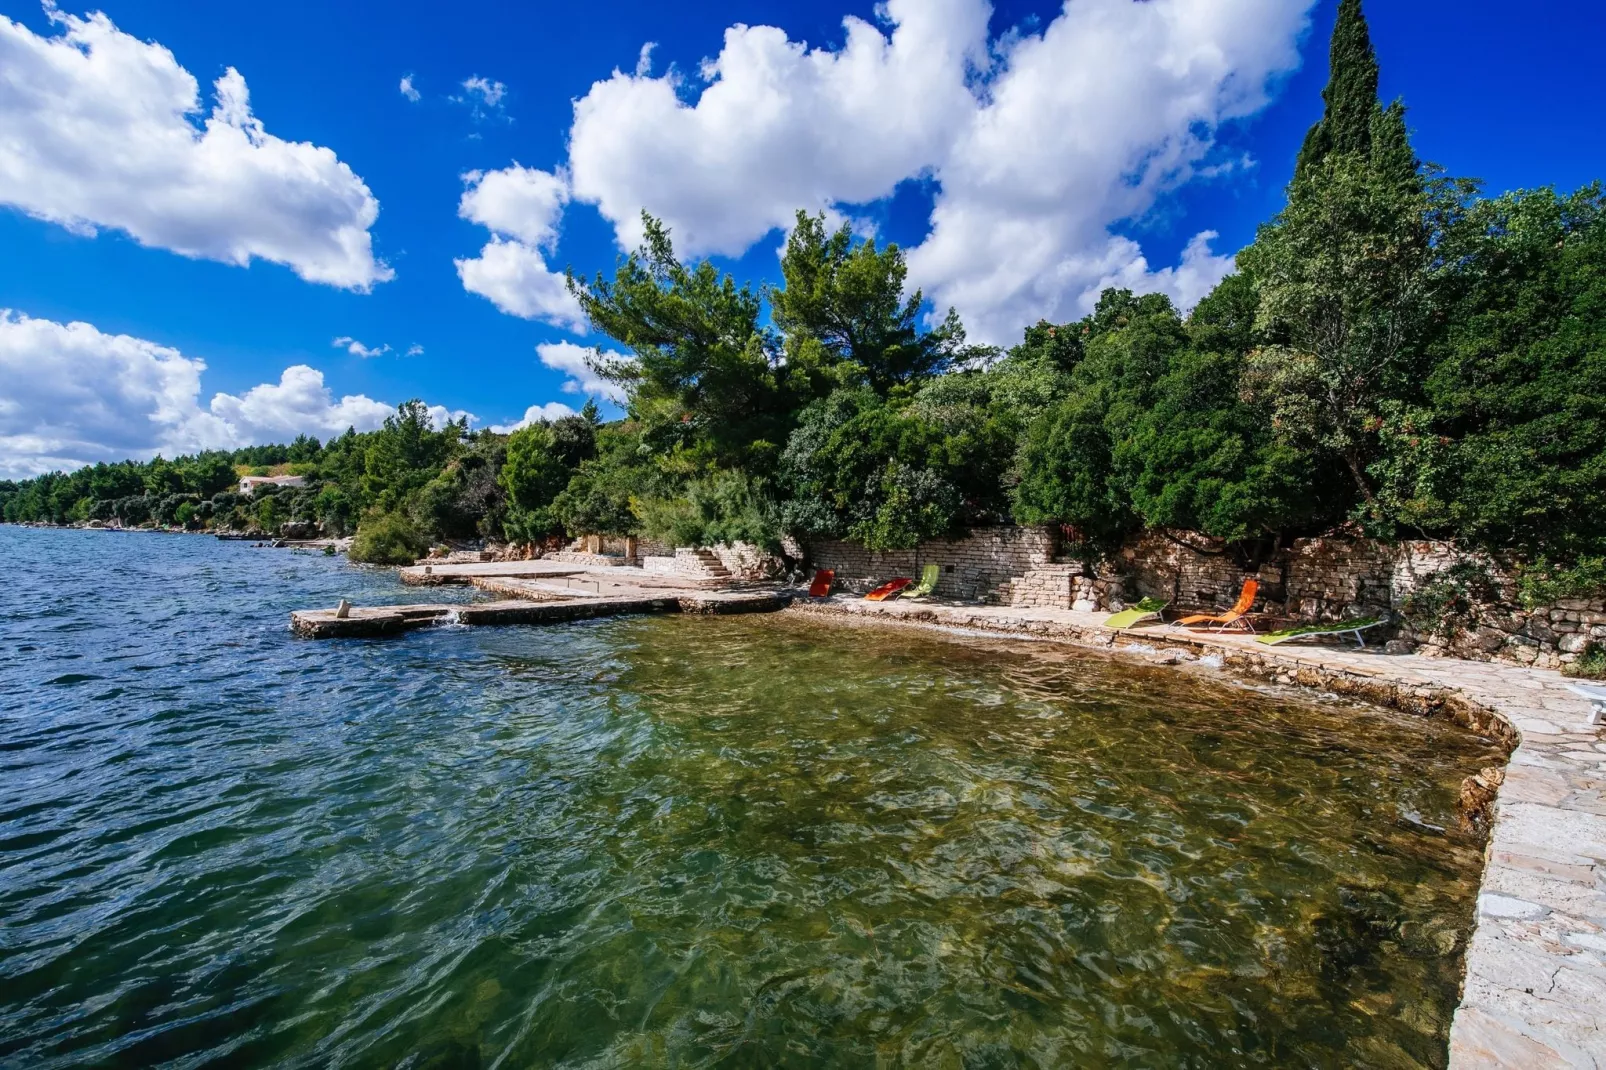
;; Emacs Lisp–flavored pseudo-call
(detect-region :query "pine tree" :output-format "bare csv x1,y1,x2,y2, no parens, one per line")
1294,0,1382,175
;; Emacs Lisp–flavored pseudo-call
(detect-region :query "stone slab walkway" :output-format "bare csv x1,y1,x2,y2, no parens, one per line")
399,559,735,591
789,597,1606,1068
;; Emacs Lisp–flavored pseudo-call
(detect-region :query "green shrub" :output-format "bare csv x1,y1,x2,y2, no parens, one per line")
1516,556,1606,610
637,471,781,552
1400,562,1497,640
1563,643,1606,681
349,513,428,565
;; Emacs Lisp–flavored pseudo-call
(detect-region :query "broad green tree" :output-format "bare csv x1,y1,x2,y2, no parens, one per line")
782,386,1012,551
1404,185,1606,556
498,415,598,540
363,400,458,509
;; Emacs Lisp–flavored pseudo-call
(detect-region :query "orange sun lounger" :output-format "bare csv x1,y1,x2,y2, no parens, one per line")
865,578,913,602
807,569,836,598
1171,578,1259,633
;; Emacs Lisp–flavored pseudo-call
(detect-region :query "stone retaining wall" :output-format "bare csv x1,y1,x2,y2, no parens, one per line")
708,542,785,581
1116,533,1604,671
807,527,1602,671
807,528,1055,602
641,555,697,578
545,550,630,567
999,562,1126,612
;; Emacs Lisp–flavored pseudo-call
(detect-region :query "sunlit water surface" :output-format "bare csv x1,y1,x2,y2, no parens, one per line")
0,527,1504,1068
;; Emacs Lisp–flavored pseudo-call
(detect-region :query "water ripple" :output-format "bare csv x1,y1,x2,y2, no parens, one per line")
0,527,1502,1068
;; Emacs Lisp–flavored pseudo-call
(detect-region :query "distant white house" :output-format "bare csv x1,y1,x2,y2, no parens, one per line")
239,475,306,497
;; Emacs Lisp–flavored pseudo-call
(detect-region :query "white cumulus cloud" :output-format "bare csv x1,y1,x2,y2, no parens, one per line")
454,166,585,329
537,341,630,403
904,0,1302,340
0,308,230,477
490,401,578,434
459,165,568,246
1088,231,1236,319
208,366,397,441
553,0,1311,343
568,0,989,256
399,73,420,102
0,6,392,290
0,310,467,478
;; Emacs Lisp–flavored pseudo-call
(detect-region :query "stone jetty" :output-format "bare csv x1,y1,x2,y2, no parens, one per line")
290,559,788,639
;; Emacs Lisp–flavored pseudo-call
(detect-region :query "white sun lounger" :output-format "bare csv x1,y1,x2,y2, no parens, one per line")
1566,683,1606,728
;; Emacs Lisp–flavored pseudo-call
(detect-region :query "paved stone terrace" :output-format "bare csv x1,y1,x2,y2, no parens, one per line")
788,597,1606,1068
398,559,734,591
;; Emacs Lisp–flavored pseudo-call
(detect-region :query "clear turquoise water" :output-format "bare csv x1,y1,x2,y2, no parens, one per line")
0,527,1502,1067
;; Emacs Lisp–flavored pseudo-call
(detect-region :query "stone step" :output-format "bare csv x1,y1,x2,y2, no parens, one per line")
663,547,733,579
687,549,732,576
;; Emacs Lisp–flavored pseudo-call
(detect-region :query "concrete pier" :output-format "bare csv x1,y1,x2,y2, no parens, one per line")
291,566,789,638
289,603,461,639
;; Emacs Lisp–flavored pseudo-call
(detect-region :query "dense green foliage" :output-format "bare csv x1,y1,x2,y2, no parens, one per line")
3,1,1602,576
1517,557,1606,611
500,406,599,541
348,512,429,566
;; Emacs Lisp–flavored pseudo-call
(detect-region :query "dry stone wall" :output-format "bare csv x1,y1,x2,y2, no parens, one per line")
1115,532,1291,612
1117,533,1598,671
709,542,786,581
1000,563,1126,612
806,528,1055,602
806,526,1601,671
642,542,787,581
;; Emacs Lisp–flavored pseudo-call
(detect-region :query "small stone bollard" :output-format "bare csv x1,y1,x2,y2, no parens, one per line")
424,565,433,575
336,599,351,619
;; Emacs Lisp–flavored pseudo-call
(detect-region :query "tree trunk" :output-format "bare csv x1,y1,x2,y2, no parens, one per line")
1343,450,1377,504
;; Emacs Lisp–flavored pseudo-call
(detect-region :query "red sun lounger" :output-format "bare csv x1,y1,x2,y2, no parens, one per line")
808,569,835,598
865,578,913,602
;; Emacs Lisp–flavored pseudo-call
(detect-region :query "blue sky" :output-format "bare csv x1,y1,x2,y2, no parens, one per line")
1,0,1602,476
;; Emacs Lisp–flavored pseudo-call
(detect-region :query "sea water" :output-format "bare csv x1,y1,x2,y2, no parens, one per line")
0,527,1503,1067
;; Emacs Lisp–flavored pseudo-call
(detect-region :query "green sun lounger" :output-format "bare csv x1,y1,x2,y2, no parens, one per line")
903,563,941,600
1105,597,1169,630
1256,617,1387,648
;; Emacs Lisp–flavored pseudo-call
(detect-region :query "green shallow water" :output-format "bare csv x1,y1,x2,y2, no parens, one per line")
0,529,1503,1067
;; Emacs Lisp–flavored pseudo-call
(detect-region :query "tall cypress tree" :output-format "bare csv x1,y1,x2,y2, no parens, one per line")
1370,100,1421,193
1295,0,1382,175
